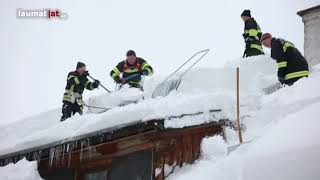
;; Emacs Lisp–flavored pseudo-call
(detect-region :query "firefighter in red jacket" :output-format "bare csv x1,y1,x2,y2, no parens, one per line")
260,33,309,85
110,50,153,89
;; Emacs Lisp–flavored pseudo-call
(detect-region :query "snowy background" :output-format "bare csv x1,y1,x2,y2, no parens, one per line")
0,0,319,125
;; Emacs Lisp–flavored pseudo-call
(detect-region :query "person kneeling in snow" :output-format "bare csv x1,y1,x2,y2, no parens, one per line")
260,33,309,86
110,50,153,89
60,62,100,121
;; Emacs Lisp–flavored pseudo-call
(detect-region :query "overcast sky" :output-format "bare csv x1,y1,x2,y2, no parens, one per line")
0,0,319,125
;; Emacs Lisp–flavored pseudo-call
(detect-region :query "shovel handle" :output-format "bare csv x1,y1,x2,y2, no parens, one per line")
236,67,243,144
88,75,111,93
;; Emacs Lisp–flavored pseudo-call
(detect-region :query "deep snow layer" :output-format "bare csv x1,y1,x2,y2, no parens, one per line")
167,64,320,180
2,56,319,179
0,55,277,156
2,55,301,179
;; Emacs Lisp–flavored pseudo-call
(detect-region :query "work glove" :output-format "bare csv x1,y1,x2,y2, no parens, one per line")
115,76,125,84
278,77,285,84
245,36,255,42
138,69,148,76
83,71,89,77
92,80,100,88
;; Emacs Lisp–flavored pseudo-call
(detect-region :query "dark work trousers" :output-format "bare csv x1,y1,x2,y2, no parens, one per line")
60,101,83,121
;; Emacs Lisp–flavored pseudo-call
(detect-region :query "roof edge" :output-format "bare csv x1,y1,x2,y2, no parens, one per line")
297,5,320,17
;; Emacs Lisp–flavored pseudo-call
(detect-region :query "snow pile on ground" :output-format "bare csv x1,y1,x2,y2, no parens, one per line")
0,158,42,180
168,62,320,180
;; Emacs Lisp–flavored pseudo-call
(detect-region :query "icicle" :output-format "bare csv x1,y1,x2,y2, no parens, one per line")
54,148,58,166
55,146,60,166
58,146,63,165
65,142,77,168
66,143,70,152
59,146,62,165
88,138,92,160
37,151,42,164
49,147,55,167
61,145,65,165
80,140,84,162
68,149,72,168
32,152,37,161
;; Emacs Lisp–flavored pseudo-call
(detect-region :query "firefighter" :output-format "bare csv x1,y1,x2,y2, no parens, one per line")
260,33,309,85
110,50,153,89
60,62,100,121
241,9,264,58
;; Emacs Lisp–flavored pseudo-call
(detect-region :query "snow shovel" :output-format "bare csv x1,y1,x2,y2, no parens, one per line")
152,49,210,98
88,74,111,93
227,67,253,154
116,73,144,91
263,82,285,95
152,78,182,98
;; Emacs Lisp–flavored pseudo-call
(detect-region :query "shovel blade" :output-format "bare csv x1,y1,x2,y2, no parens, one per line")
227,144,241,155
227,140,254,155
263,82,283,95
152,78,182,98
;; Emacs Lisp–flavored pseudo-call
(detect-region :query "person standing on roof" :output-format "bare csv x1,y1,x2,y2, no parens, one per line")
110,50,153,89
60,62,100,121
241,9,264,58
260,33,309,85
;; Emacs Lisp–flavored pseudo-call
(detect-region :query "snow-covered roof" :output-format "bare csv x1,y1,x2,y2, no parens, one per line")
3,56,320,179
0,110,224,166
168,64,320,180
0,56,278,164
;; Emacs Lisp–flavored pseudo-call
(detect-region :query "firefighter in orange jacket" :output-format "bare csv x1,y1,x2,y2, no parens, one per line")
110,50,153,88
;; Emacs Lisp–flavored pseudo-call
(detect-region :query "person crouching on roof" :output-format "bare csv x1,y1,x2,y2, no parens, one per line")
110,50,153,89
260,33,309,86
